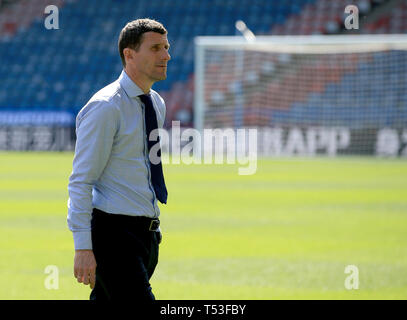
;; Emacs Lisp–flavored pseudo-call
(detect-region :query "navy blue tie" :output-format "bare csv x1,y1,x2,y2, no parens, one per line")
139,94,168,204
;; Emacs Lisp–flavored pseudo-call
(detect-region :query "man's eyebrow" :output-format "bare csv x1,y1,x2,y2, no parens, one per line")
151,43,170,48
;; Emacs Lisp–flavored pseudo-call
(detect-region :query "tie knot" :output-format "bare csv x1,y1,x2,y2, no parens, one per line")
139,94,152,104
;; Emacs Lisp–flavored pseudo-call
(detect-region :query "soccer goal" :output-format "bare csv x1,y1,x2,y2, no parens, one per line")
194,34,407,157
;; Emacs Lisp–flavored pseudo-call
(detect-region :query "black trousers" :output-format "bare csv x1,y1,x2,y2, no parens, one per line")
90,208,160,301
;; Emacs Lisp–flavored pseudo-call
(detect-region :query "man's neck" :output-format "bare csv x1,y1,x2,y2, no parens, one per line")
124,68,153,94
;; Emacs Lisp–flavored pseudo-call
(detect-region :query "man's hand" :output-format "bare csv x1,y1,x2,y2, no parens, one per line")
74,249,97,289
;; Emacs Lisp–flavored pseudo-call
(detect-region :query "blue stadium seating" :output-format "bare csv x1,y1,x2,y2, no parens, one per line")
287,50,407,129
0,0,313,115
0,0,405,130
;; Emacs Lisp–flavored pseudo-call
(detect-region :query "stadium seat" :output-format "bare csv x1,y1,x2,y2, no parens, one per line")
0,0,406,129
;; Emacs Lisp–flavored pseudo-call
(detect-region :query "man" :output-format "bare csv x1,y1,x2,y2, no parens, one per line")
67,18,170,300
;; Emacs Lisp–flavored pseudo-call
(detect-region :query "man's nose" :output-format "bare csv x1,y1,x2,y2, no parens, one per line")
163,50,171,61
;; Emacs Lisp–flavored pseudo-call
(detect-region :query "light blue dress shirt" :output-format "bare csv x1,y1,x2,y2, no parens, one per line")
67,70,166,250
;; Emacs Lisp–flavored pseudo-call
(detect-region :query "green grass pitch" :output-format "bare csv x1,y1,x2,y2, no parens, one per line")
0,152,406,299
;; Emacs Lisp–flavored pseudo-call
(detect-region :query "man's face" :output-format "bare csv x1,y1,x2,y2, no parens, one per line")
126,31,171,83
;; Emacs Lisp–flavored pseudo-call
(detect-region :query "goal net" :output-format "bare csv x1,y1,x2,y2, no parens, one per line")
194,35,407,157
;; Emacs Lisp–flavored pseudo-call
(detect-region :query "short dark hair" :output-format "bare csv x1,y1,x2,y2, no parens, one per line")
118,18,167,67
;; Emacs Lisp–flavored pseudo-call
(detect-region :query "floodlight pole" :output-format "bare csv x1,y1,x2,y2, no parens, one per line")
234,20,256,128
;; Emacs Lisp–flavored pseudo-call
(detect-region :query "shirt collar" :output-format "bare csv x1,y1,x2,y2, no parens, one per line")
119,69,148,98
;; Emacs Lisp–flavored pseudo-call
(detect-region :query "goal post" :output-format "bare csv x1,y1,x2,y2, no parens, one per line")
194,34,407,157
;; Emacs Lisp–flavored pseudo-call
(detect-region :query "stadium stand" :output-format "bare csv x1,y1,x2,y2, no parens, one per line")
0,0,314,127
0,0,405,132
200,0,407,130
270,0,375,35
363,0,407,33
275,50,407,129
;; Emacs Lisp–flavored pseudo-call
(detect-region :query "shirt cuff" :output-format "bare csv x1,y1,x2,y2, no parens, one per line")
72,231,93,250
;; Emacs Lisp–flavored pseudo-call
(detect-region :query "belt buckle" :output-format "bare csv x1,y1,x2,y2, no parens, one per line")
149,219,160,231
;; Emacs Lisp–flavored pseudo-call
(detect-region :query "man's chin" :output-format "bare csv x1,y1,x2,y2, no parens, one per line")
154,74,167,81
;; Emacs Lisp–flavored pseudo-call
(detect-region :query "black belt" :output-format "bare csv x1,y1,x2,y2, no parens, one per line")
93,208,160,232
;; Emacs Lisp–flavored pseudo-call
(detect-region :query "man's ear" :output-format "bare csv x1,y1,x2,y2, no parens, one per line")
123,48,133,64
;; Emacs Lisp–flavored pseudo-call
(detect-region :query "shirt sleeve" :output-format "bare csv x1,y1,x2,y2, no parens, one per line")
67,99,118,250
